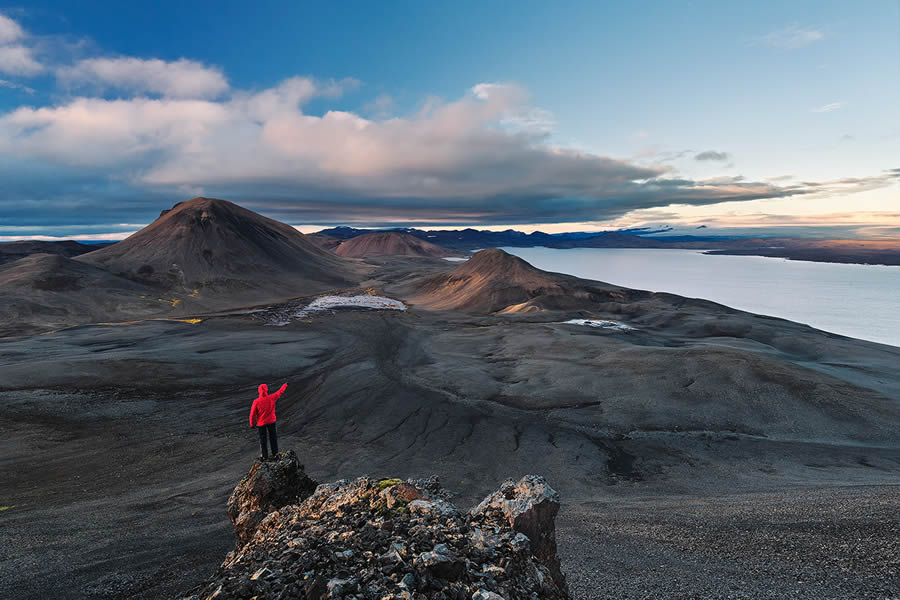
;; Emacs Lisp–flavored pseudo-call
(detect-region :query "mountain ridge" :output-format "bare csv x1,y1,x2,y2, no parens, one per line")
335,231,459,258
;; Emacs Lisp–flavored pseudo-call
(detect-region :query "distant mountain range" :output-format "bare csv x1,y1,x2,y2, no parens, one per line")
3,215,898,267
315,226,900,265
316,225,739,249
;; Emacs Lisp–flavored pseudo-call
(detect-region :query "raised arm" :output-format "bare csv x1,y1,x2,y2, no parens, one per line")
272,383,288,400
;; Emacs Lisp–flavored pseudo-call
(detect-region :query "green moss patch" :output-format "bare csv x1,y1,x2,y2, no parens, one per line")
376,478,402,491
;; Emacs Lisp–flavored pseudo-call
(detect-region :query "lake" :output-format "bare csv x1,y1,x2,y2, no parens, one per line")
498,247,900,348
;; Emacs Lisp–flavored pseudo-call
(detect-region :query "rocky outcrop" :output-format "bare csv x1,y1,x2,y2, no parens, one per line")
184,461,568,599
226,450,318,547
469,476,564,585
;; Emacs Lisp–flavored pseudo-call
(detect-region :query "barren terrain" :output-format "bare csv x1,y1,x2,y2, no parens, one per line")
2,254,899,598
2,209,898,599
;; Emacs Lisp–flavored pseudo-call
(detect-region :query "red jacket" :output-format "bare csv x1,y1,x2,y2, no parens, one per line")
249,383,287,427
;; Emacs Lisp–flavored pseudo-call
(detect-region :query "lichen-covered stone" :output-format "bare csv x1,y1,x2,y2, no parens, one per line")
183,465,568,599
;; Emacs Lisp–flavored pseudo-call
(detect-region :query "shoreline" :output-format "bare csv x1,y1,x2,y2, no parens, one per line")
498,246,900,348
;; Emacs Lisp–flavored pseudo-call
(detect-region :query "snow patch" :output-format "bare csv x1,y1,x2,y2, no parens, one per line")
562,319,636,331
297,295,406,317
263,295,406,326
443,257,469,262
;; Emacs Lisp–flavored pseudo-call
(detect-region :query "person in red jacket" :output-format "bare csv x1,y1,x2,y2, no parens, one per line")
249,382,288,460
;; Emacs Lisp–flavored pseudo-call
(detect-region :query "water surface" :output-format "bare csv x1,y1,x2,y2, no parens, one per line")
500,247,900,348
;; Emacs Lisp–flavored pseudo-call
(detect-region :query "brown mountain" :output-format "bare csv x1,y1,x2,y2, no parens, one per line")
78,197,360,304
407,248,629,313
305,232,343,252
335,231,458,258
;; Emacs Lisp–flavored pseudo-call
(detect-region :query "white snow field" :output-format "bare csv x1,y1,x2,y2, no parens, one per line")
295,295,406,317
261,294,407,326
562,319,636,331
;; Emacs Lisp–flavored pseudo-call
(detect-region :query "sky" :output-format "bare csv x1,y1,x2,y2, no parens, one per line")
0,0,898,240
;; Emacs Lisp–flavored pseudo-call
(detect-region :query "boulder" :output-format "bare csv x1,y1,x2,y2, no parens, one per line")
378,480,422,508
413,543,466,580
469,475,565,585
225,450,318,547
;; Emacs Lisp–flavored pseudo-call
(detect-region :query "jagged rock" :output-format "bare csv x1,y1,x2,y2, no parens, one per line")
414,543,465,580
473,591,506,600
379,480,422,508
408,498,460,518
183,470,568,599
469,475,565,586
225,450,318,547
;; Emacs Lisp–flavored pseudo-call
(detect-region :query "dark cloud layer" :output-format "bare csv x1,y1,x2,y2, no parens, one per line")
694,150,731,162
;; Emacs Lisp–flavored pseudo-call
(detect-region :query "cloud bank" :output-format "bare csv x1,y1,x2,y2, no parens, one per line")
58,57,229,98
2,76,822,228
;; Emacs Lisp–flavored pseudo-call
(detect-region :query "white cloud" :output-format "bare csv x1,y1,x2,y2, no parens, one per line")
363,93,394,118
1,96,232,166
0,45,41,75
811,102,843,113
470,82,555,133
759,26,825,49
0,76,361,168
0,78,34,93
0,13,24,44
58,57,230,98
0,14,42,75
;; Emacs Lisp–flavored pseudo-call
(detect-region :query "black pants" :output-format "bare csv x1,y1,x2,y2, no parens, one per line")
257,423,278,458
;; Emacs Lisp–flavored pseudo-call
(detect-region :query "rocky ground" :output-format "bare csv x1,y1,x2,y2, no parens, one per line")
559,486,899,599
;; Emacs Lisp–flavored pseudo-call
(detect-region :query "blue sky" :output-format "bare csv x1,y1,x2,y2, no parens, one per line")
0,0,897,239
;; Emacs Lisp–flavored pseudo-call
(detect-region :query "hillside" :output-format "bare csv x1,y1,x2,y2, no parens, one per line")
305,232,343,252
407,248,625,313
0,253,185,337
335,231,458,258
78,197,360,303
0,240,112,265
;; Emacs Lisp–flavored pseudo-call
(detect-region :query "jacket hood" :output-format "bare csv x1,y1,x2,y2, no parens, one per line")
258,383,268,396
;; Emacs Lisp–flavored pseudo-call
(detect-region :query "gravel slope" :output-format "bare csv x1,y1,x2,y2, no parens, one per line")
559,486,899,599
